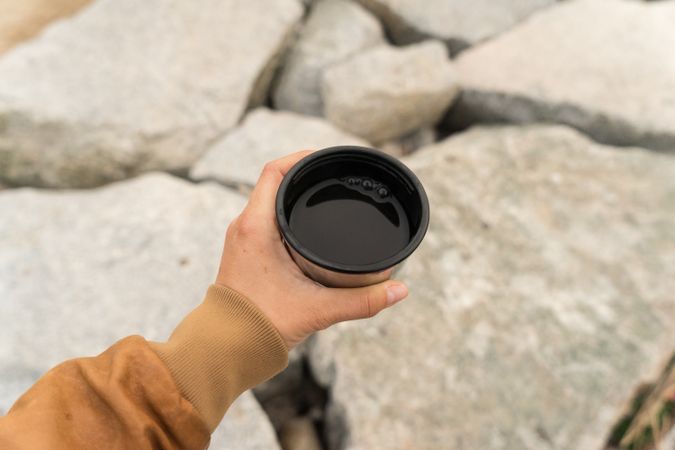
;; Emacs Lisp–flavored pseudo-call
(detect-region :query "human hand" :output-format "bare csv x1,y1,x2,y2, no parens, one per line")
215,151,409,349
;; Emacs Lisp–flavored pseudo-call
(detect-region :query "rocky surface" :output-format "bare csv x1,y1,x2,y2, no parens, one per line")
308,125,675,450
0,173,280,449
0,0,91,54
273,0,384,117
190,108,369,187
452,0,675,152
356,0,554,53
212,393,282,450
664,427,675,450
322,40,458,143
0,0,302,188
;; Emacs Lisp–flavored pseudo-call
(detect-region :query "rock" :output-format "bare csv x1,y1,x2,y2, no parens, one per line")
322,41,458,143
0,174,280,449
356,0,554,53
451,0,675,152
308,125,675,450
189,108,369,187
663,427,675,450
273,0,384,117
0,0,91,54
0,0,302,188
380,127,436,158
280,417,323,450
212,393,282,450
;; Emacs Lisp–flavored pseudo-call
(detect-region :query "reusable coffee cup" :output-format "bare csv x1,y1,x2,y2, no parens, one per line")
275,146,430,288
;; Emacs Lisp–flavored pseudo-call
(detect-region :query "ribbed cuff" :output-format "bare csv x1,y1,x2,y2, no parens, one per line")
149,285,289,431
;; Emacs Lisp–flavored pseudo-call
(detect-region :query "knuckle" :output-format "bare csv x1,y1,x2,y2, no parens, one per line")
262,161,278,174
237,215,257,237
363,291,379,318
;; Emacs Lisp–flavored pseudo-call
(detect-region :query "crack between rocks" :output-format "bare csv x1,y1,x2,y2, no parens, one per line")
253,352,331,450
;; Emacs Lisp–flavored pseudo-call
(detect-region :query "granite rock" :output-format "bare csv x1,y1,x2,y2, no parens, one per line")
356,0,554,53
189,108,369,187
0,174,280,449
309,125,675,450
0,0,302,188
322,41,458,143
451,0,675,152
274,0,384,117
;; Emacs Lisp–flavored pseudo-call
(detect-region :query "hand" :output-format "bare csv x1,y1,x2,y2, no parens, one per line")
215,151,409,349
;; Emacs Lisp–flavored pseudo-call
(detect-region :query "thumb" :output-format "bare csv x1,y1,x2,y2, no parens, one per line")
320,281,409,326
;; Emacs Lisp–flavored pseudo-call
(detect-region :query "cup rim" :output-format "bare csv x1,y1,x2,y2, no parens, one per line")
275,146,430,274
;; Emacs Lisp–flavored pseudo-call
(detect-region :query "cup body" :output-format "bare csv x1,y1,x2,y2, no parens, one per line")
275,146,429,288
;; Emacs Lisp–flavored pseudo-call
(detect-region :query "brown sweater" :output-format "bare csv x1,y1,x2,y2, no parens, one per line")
0,285,289,449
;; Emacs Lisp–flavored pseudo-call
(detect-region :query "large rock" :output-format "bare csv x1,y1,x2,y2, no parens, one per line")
356,0,554,53
273,0,384,117
189,108,369,187
451,0,675,152
322,41,458,143
0,174,281,449
0,0,302,188
308,125,675,450
211,393,281,450
0,0,91,54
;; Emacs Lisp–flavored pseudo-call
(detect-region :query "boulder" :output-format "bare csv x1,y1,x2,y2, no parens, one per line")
189,108,369,187
0,173,281,449
0,0,91,54
308,125,675,450
0,0,302,188
451,0,675,152
322,41,458,143
356,0,554,53
273,0,385,116
212,393,282,450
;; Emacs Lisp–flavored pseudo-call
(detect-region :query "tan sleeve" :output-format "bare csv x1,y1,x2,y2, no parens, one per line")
0,285,289,448
0,336,211,450
149,284,289,431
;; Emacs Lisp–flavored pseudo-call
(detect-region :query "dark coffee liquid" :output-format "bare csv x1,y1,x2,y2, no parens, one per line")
289,177,410,266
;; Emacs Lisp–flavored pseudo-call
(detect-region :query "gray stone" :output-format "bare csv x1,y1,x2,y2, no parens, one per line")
356,0,554,53
0,0,302,188
663,427,675,450
308,125,675,450
322,41,458,143
0,174,280,449
212,393,282,450
274,0,384,117
189,108,369,187
452,0,675,152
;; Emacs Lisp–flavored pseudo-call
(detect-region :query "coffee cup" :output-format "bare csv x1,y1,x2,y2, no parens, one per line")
275,146,430,288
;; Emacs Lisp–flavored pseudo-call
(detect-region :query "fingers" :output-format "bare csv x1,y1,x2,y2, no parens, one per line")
247,150,314,221
318,281,409,326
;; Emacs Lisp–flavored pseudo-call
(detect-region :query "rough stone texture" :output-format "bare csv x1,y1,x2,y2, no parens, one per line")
0,174,280,449
663,427,675,450
273,0,384,117
451,0,675,152
190,108,369,187
0,0,91,54
0,0,302,188
356,0,554,53
308,125,675,450
212,393,282,450
322,41,458,143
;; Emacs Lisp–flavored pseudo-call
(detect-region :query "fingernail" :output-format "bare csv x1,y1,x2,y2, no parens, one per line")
386,283,408,306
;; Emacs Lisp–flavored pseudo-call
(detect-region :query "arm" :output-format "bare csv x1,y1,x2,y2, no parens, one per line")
0,151,409,449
